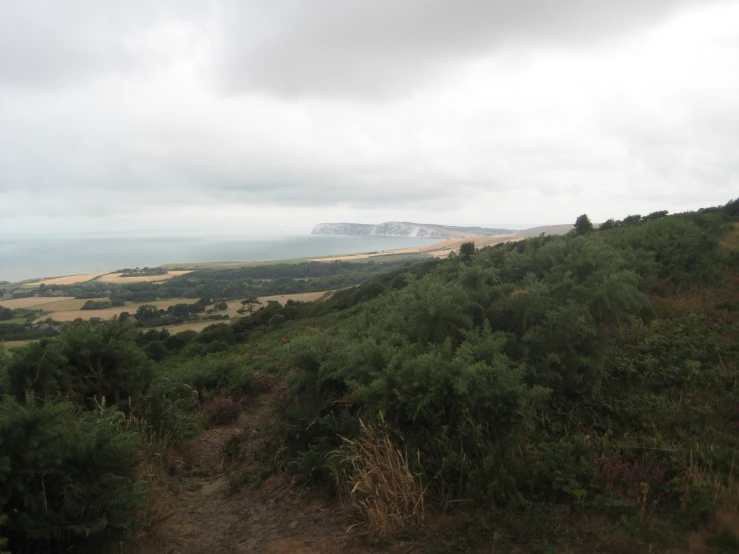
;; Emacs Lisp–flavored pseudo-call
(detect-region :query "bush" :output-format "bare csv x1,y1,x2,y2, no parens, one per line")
203,395,243,425
0,398,144,552
170,354,257,404
6,323,155,411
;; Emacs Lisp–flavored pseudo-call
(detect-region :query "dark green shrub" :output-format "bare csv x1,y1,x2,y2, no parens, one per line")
4,338,68,403
132,376,199,442
164,330,198,352
170,354,257,404
0,397,144,552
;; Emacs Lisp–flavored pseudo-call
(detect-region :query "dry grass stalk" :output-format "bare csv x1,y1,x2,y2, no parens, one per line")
335,417,425,542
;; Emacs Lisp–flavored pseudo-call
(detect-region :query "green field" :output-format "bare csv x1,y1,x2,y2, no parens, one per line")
1,339,38,353
161,257,310,270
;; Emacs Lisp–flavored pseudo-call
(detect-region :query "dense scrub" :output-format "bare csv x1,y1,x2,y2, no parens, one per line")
1,200,738,552
269,202,739,547
0,322,263,552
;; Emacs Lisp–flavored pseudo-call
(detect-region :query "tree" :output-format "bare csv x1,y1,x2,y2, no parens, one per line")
241,297,260,315
136,304,159,321
574,214,594,235
169,304,191,318
269,314,286,328
599,219,616,231
644,210,668,221
216,301,228,311
622,214,642,227
459,241,476,263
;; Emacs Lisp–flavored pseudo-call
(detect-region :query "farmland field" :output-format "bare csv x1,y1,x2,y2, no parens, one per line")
157,291,332,332
22,274,105,287
1,339,38,352
35,298,195,322
160,320,220,334
0,297,76,309
216,291,332,318
96,270,192,283
160,258,309,270
4,291,330,327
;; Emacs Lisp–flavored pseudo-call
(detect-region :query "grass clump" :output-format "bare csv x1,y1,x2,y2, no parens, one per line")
333,417,426,542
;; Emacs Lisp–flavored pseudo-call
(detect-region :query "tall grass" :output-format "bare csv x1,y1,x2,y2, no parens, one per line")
333,417,426,542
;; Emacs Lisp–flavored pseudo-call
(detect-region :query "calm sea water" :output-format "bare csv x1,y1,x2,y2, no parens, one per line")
0,235,440,282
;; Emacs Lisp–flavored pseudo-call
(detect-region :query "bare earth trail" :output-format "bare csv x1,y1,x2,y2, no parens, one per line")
129,397,385,554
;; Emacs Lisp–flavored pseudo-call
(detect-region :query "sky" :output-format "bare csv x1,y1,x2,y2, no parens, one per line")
1,0,738,237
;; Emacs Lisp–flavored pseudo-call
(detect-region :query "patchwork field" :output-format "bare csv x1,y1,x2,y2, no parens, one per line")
96,270,192,283
217,291,332,318
0,296,78,310
3,291,332,324
35,298,194,323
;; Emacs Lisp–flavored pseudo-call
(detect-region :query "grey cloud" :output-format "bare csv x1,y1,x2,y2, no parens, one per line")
0,0,737,235
216,0,708,98
0,1,205,89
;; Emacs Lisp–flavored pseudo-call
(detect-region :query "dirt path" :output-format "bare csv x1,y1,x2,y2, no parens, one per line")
128,397,379,554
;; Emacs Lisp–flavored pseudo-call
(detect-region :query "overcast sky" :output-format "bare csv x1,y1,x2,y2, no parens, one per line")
1,0,737,237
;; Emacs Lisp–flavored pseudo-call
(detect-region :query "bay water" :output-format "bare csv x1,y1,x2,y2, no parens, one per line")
0,235,440,282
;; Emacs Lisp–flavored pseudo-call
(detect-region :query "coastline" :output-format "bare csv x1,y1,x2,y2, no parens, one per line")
1,234,443,284
308,234,520,262
2,234,522,286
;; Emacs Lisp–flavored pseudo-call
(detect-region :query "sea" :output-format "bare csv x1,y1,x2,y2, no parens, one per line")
0,235,441,283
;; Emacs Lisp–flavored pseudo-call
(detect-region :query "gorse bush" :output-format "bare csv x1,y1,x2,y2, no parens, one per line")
169,354,258,404
274,204,739,510
0,398,143,553
5,322,154,411
279,235,648,500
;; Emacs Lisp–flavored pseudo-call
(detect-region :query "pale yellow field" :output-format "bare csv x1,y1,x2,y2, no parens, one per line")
23,274,105,287
14,291,330,325
161,320,225,334
39,298,110,312
96,270,192,283
258,291,331,305
158,291,331,332
33,298,195,323
216,291,332,318
0,296,76,309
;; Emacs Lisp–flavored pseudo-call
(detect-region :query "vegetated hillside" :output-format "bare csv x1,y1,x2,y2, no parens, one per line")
1,200,739,553
513,223,574,237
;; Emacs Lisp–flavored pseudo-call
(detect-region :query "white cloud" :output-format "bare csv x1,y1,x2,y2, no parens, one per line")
0,0,737,238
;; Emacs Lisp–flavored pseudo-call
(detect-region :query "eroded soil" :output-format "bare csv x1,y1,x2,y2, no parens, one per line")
126,397,382,554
